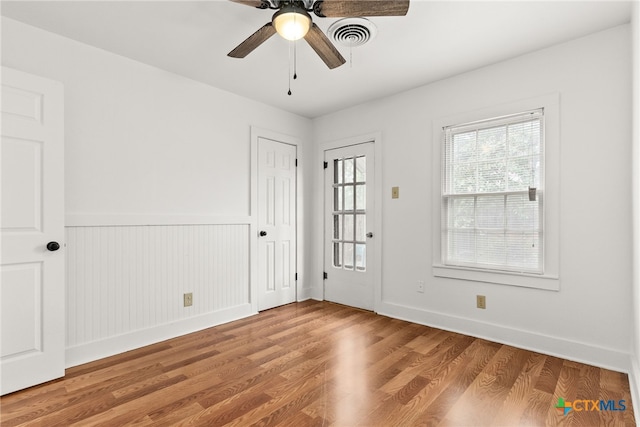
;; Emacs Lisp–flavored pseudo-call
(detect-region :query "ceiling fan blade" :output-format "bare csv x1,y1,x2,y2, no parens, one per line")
313,0,410,17
228,23,277,58
304,23,346,69
229,0,269,9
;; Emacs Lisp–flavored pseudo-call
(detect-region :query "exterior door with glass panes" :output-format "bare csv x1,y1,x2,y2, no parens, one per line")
324,143,375,310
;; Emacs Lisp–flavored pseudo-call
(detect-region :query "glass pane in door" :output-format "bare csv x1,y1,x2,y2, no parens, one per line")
356,244,366,270
333,242,342,268
355,156,366,182
344,158,354,183
355,214,366,241
344,185,354,211
343,214,354,241
344,243,354,269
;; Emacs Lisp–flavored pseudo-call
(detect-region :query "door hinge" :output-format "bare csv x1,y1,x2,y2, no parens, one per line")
323,272,328,280
295,273,298,281
295,159,298,167
323,161,328,169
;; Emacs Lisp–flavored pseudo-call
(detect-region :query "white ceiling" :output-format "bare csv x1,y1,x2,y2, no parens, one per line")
1,1,632,118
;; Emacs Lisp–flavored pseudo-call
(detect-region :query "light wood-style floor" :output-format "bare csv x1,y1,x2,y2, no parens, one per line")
0,300,635,426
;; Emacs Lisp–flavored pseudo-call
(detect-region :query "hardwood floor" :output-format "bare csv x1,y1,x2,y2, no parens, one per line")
0,300,635,426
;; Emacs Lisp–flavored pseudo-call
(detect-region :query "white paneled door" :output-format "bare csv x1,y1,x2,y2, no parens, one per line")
257,138,296,311
1,67,65,395
324,143,375,310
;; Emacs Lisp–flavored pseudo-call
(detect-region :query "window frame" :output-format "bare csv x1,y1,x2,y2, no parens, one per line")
432,94,560,291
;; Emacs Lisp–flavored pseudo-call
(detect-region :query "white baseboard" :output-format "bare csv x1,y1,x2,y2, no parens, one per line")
65,303,256,368
377,301,630,373
629,355,640,419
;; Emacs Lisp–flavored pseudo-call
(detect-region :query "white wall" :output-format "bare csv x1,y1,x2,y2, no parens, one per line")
313,25,633,371
2,17,312,219
2,15,635,375
630,0,640,414
1,17,313,366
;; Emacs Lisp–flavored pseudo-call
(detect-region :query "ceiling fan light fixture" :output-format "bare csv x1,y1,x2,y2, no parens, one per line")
272,4,311,41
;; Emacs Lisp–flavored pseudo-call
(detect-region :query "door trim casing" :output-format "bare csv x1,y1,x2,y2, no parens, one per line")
250,126,303,312
314,132,382,312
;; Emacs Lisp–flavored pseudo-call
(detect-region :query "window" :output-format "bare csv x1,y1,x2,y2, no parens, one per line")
433,95,559,290
442,110,544,274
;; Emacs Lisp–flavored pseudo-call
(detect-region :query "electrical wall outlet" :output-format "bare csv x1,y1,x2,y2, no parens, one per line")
476,295,486,309
417,280,425,293
184,292,193,307
392,186,400,199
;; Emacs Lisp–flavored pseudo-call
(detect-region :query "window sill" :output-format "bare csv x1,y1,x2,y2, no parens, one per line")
432,264,559,291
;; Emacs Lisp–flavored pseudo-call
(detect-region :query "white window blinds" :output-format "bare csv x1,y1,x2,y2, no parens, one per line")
441,109,544,274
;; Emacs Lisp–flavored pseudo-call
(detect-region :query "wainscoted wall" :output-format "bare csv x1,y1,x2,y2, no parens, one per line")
65,223,252,367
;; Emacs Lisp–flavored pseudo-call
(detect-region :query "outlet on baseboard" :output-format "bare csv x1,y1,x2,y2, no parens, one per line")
476,295,486,309
184,292,193,307
417,281,425,293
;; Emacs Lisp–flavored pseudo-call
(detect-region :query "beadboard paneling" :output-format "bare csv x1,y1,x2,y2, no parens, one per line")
65,224,249,348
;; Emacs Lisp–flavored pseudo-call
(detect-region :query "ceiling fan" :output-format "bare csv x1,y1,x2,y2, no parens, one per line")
228,0,410,69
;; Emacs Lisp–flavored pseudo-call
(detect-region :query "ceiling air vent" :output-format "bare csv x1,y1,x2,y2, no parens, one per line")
328,18,377,48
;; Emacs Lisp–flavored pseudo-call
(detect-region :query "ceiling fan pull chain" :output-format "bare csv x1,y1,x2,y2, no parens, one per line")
293,39,298,80
288,39,292,95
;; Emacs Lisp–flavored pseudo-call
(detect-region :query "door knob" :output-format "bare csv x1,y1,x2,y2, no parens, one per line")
366,232,373,238
46,241,60,251
259,231,267,237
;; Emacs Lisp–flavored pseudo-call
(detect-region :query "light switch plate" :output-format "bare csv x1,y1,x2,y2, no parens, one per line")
392,186,399,199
